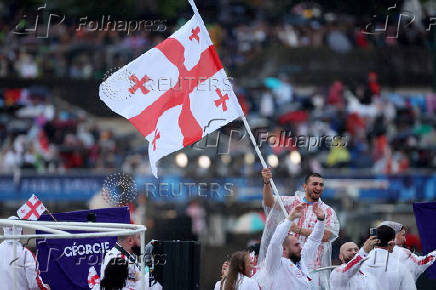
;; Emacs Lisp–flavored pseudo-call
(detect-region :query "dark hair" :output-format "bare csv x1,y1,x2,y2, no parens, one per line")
100,258,129,290
247,242,260,256
304,173,322,184
376,225,395,247
223,251,249,290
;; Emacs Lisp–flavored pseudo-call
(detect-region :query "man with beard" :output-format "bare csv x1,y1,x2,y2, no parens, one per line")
360,225,416,290
261,202,325,289
380,221,436,281
261,170,340,289
100,233,142,290
329,236,379,290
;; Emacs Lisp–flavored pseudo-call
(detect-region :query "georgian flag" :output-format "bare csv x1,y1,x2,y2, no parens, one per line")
99,13,244,177
17,194,46,220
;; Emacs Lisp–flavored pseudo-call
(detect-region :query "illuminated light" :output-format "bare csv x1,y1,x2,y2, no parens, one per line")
290,151,301,164
267,154,279,168
198,155,211,169
175,153,188,168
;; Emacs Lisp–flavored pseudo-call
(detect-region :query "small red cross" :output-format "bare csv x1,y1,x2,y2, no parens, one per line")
214,88,229,112
152,129,160,151
189,26,200,42
88,274,99,286
23,200,42,219
128,74,150,95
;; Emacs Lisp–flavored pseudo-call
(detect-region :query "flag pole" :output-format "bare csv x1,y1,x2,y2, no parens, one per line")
45,208,57,222
188,0,200,16
188,0,286,215
241,116,288,216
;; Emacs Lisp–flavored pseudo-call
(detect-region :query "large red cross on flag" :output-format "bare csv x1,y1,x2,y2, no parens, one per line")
17,194,46,220
99,13,244,177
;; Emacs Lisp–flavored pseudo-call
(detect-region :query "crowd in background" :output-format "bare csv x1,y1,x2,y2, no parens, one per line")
0,0,435,175
1,72,435,176
0,1,434,79
0,87,123,173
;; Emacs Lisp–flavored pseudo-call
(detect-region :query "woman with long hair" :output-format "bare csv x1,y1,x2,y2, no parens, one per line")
220,251,259,290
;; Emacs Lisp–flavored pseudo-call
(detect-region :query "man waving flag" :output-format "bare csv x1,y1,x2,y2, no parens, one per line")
99,9,244,177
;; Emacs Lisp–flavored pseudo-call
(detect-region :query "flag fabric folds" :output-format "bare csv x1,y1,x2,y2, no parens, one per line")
413,202,436,278
99,13,244,177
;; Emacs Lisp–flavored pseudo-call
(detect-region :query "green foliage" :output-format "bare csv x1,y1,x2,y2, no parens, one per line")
157,0,187,18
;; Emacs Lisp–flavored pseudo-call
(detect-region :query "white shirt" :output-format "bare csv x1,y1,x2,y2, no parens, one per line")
100,243,140,290
270,193,340,290
360,248,416,290
0,240,48,290
216,273,259,290
260,218,324,290
393,245,436,281
330,248,376,290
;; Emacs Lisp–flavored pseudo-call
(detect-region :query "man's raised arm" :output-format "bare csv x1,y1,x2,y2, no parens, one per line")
301,203,325,271
330,237,378,287
265,204,304,273
261,168,274,208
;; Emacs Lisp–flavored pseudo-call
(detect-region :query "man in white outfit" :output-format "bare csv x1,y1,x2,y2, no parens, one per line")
329,236,379,290
380,220,436,281
262,170,339,290
261,201,325,290
360,225,416,290
0,216,50,290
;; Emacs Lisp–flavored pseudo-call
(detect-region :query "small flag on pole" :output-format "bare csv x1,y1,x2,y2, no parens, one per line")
17,194,46,220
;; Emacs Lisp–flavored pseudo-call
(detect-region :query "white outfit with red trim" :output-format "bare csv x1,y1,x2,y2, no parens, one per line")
360,248,416,290
0,240,48,290
393,245,436,281
329,248,376,290
260,217,325,290
269,192,339,289
216,273,259,290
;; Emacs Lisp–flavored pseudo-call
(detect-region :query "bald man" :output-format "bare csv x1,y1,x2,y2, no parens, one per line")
329,237,379,290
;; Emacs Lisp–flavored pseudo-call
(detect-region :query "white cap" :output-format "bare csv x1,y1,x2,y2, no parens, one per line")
3,216,22,237
379,221,404,234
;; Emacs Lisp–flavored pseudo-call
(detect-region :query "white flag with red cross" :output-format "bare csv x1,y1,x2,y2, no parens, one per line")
99,12,244,177
17,194,46,220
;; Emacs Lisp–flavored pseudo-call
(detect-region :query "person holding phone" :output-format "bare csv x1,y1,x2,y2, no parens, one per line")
360,225,416,290
329,235,379,290
380,221,436,281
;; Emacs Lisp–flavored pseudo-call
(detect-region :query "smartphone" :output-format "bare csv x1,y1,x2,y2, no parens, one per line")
370,227,377,236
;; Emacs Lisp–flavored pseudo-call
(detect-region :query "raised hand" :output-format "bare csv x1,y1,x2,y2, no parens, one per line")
221,261,230,278
363,236,380,253
289,203,304,220
312,202,325,221
261,168,272,184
